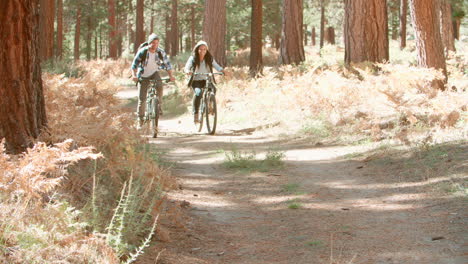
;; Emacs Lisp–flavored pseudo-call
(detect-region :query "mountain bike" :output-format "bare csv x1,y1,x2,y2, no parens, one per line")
139,76,170,138
193,72,223,135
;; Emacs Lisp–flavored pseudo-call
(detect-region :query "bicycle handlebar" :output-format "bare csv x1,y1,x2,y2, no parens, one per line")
193,72,224,76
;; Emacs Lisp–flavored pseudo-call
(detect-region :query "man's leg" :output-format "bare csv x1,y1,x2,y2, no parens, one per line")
153,72,163,115
137,79,150,126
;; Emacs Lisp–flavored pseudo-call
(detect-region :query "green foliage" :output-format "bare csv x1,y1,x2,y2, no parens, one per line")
41,59,85,78
223,148,285,172
105,176,162,257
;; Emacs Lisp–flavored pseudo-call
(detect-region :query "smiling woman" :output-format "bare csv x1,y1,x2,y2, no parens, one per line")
0,0,47,154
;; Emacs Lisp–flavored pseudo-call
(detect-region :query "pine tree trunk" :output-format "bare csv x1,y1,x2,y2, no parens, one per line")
39,0,55,61
190,5,195,49
249,0,263,77
86,16,92,60
325,27,335,45
409,0,447,87
280,0,304,65
312,27,316,46
0,0,47,154
74,8,82,60
108,0,117,58
304,24,308,46
453,18,461,40
400,0,407,49
344,0,389,64
150,0,155,33
170,0,178,56
56,0,63,59
320,1,325,48
165,14,170,54
202,0,227,66
134,0,144,53
439,0,455,52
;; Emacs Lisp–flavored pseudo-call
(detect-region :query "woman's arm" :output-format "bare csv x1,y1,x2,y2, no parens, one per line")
184,56,195,74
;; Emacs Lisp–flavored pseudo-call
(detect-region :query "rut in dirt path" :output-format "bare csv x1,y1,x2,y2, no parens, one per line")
134,121,466,264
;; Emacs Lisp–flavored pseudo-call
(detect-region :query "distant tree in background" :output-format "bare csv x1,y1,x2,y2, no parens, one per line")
203,0,227,66
400,0,408,50
134,0,144,53
344,0,388,64
170,0,179,56
409,0,447,87
439,0,456,53
0,0,47,154
108,0,118,58
250,0,263,77
56,0,63,59
39,0,55,61
280,0,305,65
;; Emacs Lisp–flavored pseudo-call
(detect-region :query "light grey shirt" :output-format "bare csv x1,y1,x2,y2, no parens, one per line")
184,56,223,81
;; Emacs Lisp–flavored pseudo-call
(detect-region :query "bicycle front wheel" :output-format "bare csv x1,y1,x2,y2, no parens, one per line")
205,93,217,135
197,100,204,132
150,98,159,138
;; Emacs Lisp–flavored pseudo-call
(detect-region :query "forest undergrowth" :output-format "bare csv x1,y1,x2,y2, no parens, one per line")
1,42,467,263
1,59,177,263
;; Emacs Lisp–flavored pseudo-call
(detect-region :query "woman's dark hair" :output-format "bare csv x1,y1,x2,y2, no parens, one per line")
194,45,213,71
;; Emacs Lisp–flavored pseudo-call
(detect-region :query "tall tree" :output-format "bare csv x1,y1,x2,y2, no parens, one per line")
56,0,63,59
319,0,325,48
0,0,47,154
280,0,305,65
250,0,263,77
439,0,456,53
409,0,447,87
134,0,144,53
170,0,179,56
202,0,227,66
400,0,408,49
74,7,82,60
344,0,389,64
39,0,55,61
108,0,118,58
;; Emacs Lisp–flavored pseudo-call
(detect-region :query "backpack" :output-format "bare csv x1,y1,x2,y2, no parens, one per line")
137,42,164,65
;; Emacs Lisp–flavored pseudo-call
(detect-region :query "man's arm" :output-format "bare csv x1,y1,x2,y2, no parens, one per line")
131,51,142,81
160,49,176,81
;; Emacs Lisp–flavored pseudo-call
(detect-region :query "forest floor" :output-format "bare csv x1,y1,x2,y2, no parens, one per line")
116,88,468,264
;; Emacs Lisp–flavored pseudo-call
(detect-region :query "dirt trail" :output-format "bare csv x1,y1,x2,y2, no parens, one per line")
130,114,466,264
115,86,467,264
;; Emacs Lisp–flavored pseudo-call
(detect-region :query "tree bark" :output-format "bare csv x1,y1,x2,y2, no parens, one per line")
344,0,389,64
325,27,335,45
39,0,55,61
304,24,308,46
190,5,195,49
409,0,447,87
165,13,170,54
280,0,305,65
202,0,227,66
134,0,144,53
439,0,455,53
250,0,263,77
85,16,92,60
56,0,63,59
0,0,47,154
108,0,118,58
400,0,407,49
312,26,316,46
170,0,178,56
319,1,325,48
74,8,82,60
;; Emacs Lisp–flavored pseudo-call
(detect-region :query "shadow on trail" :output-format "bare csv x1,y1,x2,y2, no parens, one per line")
147,130,467,263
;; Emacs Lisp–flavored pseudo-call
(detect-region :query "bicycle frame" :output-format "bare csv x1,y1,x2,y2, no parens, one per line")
193,72,223,134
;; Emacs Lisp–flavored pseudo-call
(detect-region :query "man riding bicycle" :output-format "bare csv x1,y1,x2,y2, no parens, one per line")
131,33,175,128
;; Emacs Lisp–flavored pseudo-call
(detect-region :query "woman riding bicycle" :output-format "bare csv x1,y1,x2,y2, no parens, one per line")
184,40,224,123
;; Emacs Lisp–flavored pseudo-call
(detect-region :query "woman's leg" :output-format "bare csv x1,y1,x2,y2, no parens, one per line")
192,80,205,122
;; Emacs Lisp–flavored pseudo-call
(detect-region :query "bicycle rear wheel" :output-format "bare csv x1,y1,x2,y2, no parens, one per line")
206,93,217,135
150,98,159,138
197,99,204,132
